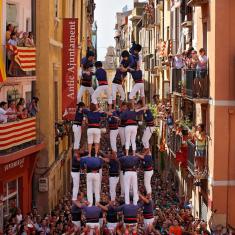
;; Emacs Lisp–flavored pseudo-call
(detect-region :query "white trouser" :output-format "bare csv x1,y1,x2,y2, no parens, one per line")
109,176,119,201
71,172,80,200
92,85,112,104
129,83,145,99
125,125,138,151
86,223,100,235
72,124,82,150
99,169,102,191
107,222,117,230
112,83,125,101
124,171,139,205
110,129,119,152
144,218,154,228
99,218,104,227
118,127,125,147
77,85,94,102
119,171,125,196
142,126,155,149
87,173,101,206
87,128,101,144
144,170,153,194
72,221,81,230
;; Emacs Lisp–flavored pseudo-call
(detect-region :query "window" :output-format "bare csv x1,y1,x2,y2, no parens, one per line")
6,3,18,27
3,179,19,218
54,0,59,18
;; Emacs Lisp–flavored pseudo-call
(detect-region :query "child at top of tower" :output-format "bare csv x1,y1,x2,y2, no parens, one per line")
129,42,142,71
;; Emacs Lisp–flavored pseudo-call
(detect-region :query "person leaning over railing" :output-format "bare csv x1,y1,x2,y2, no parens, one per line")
7,32,17,76
190,123,207,175
195,48,208,97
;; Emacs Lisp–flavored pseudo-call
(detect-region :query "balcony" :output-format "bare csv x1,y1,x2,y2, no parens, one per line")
3,45,36,81
168,130,182,156
142,12,155,29
130,7,144,21
181,14,193,28
171,68,182,94
184,69,209,100
187,140,208,179
171,67,209,101
0,117,38,155
187,0,208,6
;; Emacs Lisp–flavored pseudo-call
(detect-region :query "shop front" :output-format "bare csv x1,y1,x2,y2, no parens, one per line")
0,143,44,230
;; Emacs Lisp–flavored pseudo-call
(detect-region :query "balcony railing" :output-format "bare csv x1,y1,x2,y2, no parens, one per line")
168,130,182,155
142,12,155,29
171,68,182,93
187,0,208,6
184,69,209,99
0,117,37,155
187,139,208,179
3,45,36,78
171,67,209,99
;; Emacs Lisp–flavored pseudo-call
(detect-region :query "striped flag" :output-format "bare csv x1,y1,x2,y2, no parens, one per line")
0,117,36,151
0,48,6,82
6,45,36,72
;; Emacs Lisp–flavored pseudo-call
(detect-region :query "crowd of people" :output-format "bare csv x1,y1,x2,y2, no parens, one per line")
2,42,216,235
0,97,39,124
6,24,35,48
6,23,35,76
170,47,208,97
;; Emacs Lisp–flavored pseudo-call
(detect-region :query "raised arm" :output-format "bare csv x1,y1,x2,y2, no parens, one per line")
139,193,150,204
135,153,144,159
96,202,108,211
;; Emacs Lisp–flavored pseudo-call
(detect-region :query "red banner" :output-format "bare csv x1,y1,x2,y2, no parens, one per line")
62,18,78,120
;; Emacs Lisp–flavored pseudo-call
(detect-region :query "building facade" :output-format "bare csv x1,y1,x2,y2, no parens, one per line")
164,0,235,230
114,0,235,230
35,0,95,214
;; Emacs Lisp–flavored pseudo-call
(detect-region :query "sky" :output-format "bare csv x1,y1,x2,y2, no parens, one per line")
94,0,145,61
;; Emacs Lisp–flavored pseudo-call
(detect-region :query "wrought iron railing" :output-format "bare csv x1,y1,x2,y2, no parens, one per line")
171,68,182,93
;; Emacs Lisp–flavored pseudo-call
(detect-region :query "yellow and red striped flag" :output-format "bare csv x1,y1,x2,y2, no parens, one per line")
0,48,6,82
6,45,36,71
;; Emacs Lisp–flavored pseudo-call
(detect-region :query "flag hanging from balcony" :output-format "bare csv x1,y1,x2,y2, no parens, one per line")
6,45,36,72
0,49,6,82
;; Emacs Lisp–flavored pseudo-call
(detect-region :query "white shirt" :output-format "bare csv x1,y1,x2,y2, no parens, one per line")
8,38,17,46
174,56,184,69
197,55,208,69
0,107,6,115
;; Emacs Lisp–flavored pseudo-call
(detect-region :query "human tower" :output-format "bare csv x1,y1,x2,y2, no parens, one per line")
71,43,156,234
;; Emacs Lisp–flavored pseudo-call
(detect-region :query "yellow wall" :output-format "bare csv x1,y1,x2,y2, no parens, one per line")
35,0,92,214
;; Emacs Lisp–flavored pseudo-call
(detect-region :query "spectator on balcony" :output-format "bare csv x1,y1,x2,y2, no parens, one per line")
18,32,29,47
193,123,206,174
173,54,184,69
19,108,29,119
6,24,14,41
186,50,198,69
28,97,39,116
17,103,24,117
17,98,26,107
0,101,8,123
13,26,23,42
7,32,18,76
25,32,35,47
195,48,208,97
7,100,17,121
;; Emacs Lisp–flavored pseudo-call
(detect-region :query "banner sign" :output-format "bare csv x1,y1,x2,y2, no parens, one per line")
62,18,78,120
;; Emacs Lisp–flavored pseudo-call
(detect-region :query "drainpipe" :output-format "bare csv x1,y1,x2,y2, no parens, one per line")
227,109,234,226
162,0,165,99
